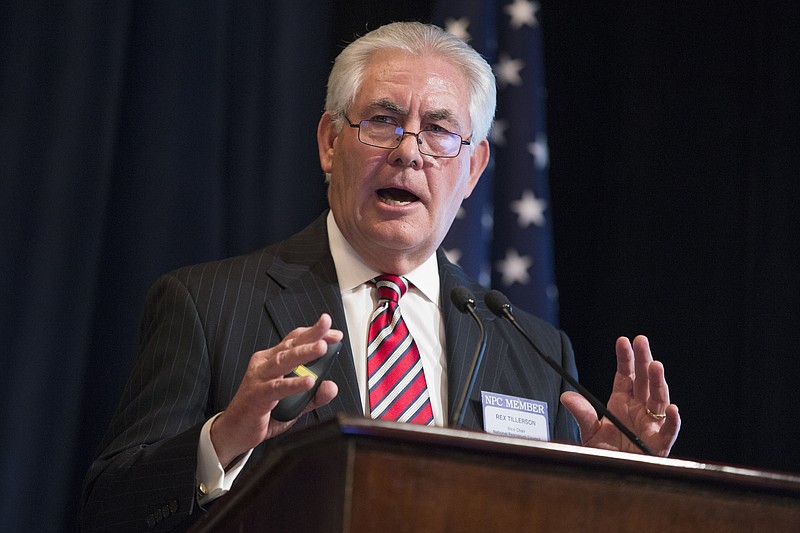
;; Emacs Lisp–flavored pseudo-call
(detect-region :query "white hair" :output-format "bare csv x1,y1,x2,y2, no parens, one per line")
325,21,496,144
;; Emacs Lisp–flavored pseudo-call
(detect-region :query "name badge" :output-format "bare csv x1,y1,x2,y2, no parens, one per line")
481,391,549,441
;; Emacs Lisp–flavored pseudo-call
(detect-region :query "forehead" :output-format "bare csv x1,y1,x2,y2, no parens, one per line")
354,49,471,125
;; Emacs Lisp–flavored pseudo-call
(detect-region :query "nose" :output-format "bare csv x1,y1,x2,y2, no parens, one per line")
389,132,423,168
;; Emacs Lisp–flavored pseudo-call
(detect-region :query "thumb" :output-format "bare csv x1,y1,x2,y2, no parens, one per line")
560,391,600,443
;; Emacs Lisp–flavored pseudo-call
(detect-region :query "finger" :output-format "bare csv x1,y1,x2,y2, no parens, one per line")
246,343,312,383
264,374,317,402
288,313,343,347
632,335,654,402
255,315,343,379
612,337,635,395
646,360,671,416
615,337,635,376
266,338,331,379
266,315,332,359
303,380,339,413
654,404,681,456
560,391,601,444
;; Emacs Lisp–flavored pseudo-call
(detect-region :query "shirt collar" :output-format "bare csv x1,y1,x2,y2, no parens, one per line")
326,211,441,305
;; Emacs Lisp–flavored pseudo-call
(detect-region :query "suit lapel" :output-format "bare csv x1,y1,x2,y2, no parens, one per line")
262,214,363,420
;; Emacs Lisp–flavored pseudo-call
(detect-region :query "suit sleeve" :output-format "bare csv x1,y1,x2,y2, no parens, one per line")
552,329,581,444
80,273,215,532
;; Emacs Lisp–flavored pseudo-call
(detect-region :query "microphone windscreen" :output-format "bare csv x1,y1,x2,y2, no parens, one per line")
450,286,476,313
485,290,511,317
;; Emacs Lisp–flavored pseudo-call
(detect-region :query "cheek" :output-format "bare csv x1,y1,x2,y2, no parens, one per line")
438,168,471,207
330,175,359,214
444,175,474,220
330,158,375,209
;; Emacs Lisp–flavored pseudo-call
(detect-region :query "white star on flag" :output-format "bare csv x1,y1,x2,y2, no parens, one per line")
496,248,533,286
482,209,494,232
444,17,471,42
489,119,509,146
444,248,463,266
511,189,548,228
504,0,540,29
527,133,549,170
494,53,524,87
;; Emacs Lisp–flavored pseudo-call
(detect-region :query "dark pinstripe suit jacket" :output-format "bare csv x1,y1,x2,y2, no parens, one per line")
80,212,580,532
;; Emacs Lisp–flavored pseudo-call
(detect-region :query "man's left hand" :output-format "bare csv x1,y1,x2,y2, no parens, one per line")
560,335,681,456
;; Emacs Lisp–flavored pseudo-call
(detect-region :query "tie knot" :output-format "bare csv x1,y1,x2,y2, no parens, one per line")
373,274,407,303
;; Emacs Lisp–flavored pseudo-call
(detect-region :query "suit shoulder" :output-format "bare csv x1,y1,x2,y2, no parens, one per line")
163,214,329,285
153,246,276,289
512,306,574,361
513,307,562,337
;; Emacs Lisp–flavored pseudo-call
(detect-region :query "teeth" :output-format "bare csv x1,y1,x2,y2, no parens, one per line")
377,187,417,206
380,197,412,206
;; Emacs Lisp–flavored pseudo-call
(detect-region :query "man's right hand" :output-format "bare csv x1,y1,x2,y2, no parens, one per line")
210,313,342,467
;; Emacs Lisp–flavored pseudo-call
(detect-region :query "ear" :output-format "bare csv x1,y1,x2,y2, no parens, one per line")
464,138,490,198
317,111,339,173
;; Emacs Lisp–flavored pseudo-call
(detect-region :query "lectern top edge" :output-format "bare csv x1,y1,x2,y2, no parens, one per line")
331,414,800,496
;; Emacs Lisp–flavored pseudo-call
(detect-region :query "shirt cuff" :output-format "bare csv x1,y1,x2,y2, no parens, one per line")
196,412,253,505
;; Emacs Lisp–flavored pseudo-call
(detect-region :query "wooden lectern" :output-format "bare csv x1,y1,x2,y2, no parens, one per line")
190,415,800,532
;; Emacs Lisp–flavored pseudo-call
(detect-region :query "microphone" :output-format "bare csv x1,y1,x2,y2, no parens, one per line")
485,290,654,455
449,287,488,428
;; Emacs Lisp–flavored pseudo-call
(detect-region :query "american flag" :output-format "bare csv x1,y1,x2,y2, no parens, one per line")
434,0,558,325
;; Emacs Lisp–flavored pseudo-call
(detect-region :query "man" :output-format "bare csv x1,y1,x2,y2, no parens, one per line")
80,22,680,532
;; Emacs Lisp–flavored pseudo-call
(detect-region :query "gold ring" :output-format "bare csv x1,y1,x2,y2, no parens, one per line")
647,407,667,420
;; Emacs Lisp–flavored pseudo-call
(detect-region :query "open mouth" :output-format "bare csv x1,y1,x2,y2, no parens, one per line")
377,187,419,206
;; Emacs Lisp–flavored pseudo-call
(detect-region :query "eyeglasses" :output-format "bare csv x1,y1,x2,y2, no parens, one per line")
344,115,470,158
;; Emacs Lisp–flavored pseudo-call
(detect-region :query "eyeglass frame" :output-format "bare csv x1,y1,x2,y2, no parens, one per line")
342,114,471,158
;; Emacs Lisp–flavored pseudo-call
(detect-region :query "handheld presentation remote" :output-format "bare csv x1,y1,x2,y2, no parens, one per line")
271,340,342,422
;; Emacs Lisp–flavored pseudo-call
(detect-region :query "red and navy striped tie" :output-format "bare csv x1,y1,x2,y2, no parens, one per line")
367,275,434,425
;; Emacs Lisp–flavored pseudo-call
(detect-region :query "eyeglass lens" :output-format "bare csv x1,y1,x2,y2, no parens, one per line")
359,120,462,157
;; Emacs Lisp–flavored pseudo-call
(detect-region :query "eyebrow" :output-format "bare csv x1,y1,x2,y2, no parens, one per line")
365,98,464,131
368,98,407,115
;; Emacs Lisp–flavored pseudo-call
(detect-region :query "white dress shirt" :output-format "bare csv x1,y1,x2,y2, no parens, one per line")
326,211,448,425
195,212,448,503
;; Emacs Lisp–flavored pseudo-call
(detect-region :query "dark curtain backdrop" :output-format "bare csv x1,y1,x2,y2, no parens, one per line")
1,1,797,532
